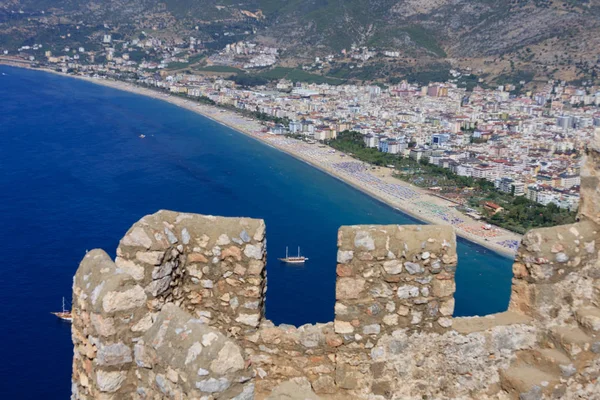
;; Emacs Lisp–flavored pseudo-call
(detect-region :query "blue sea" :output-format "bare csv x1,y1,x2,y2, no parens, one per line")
0,65,513,398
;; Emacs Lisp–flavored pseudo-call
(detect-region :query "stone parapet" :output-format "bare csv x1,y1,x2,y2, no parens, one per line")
334,224,457,338
243,321,337,395
509,220,599,325
70,205,600,399
114,210,267,336
71,211,266,399
578,131,600,225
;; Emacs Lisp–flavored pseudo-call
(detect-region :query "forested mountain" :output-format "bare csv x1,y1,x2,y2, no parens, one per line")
3,0,600,83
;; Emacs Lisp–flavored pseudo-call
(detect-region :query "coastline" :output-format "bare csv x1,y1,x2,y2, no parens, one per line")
0,62,521,257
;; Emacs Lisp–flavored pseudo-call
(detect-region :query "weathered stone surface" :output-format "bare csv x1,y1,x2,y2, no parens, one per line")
266,381,320,400
102,286,146,313
90,313,116,337
134,342,157,368
146,275,171,296
404,262,424,275
96,371,127,393
136,251,165,265
131,313,154,332
363,324,381,335
121,227,152,249
354,231,375,250
236,313,260,327
311,375,335,394
115,257,145,281
243,244,263,260
334,320,354,334
336,277,365,299
210,342,245,374
71,206,600,400
96,342,132,366
397,285,419,299
337,250,354,264
383,260,403,275
432,279,455,298
578,132,600,225
195,377,231,393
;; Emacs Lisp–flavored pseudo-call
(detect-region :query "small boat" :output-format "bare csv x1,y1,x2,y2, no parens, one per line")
51,297,72,322
279,246,308,264
139,134,146,138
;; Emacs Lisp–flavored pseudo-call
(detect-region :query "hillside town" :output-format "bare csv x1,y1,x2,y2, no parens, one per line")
145,72,595,213
3,33,598,220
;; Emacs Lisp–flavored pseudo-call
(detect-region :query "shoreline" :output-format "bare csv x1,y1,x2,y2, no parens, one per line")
0,62,521,258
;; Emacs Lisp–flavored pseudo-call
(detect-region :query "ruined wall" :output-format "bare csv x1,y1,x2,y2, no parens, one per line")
71,211,266,399
578,133,600,226
70,213,548,400
70,137,600,399
509,221,599,326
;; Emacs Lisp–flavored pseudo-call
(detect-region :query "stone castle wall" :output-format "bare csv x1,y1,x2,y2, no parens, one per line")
70,135,600,399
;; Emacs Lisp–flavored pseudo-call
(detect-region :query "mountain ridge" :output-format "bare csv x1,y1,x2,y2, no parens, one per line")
2,0,600,85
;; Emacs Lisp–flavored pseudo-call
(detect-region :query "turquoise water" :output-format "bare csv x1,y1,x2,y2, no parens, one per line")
0,65,513,398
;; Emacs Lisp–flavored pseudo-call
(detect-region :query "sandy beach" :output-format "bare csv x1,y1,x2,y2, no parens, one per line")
1,63,522,257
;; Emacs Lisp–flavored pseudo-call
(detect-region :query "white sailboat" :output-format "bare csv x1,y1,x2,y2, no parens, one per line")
51,297,72,322
279,246,308,264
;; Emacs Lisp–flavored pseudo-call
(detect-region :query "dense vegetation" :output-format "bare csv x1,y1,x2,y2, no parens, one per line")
328,131,576,233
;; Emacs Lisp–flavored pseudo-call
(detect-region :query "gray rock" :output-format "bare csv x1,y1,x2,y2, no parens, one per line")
363,324,381,335
337,250,354,264
397,285,419,299
560,364,577,377
370,283,393,298
201,279,214,289
96,343,132,366
134,342,156,368
155,374,175,396
354,230,375,250
240,230,250,243
555,252,569,263
232,383,255,400
520,385,542,400
243,244,263,260
230,296,240,309
146,275,172,296
243,300,258,309
388,339,407,355
195,378,231,393
181,228,190,244
152,261,173,280
164,228,178,244
404,262,424,275
300,331,324,348
368,303,382,315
